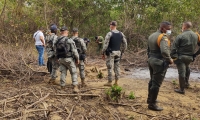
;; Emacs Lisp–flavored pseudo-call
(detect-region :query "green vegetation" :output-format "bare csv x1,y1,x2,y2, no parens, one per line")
106,85,123,102
1,0,200,52
97,70,104,79
172,80,177,85
128,91,135,99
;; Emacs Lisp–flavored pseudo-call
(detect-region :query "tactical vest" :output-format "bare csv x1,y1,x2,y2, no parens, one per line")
108,32,123,51
73,37,82,54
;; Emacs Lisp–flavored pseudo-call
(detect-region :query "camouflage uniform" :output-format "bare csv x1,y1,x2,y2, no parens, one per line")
71,36,87,81
46,33,59,80
171,30,198,93
102,30,127,84
55,36,79,87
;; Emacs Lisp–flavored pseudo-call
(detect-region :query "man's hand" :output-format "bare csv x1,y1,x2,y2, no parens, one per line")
169,58,174,64
102,54,105,60
76,59,80,65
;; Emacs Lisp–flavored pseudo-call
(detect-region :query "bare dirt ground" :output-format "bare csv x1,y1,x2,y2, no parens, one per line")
0,57,200,120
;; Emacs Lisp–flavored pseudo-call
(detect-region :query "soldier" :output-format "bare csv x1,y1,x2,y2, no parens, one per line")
71,28,87,87
46,24,59,83
95,36,104,54
171,22,198,94
55,26,79,93
147,21,173,111
102,21,127,87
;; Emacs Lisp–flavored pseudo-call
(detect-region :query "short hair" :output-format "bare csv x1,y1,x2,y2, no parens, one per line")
38,26,44,30
72,28,78,33
160,21,171,28
183,21,192,29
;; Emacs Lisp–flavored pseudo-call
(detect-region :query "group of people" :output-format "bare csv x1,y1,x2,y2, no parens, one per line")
147,21,200,111
33,21,127,93
33,20,200,111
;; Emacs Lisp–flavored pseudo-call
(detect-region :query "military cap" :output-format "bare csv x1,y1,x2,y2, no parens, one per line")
110,21,117,26
60,26,68,31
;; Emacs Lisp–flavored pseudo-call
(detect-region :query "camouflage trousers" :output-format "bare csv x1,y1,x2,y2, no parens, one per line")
59,57,78,86
77,60,85,80
49,57,59,79
106,51,121,81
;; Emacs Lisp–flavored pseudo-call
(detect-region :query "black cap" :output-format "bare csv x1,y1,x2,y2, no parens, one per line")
110,21,117,26
72,28,78,32
60,26,68,31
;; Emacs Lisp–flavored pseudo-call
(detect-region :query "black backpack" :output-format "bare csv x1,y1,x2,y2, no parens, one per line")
73,38,82,53
55,37,68,58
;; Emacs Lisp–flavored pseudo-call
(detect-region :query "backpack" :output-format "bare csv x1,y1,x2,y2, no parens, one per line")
55,37,68,58
73,38,82,53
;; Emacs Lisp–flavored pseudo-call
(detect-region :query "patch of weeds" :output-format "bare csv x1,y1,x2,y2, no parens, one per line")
192,118,197,120
106,85,123,102
172,80,177,85
97,70,104,79
128,91,135,99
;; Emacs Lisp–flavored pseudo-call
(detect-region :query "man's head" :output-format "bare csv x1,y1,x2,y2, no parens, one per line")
60,26,69,36
72,28,78,36
159,21,172,35
50,24,57,34
38,27,44,32
182,21,192,32
95,36,98,40
109,21,117,30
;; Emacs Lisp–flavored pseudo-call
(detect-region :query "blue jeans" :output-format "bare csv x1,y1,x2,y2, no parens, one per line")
36,45,45,66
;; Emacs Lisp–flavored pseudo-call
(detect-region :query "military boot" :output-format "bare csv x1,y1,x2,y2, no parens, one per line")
73,85,79,93
81,78,87,87
147,82,159,104
174,76,185,94
113,80,118,86
148,88,163,111
104,81,112,87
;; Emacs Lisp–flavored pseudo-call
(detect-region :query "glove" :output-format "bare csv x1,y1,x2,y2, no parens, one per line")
193,54,197,62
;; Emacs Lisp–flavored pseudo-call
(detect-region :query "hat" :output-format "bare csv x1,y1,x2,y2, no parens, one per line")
50,24,57,30
110,21,117,26
72,28,78,32
60,26,68,31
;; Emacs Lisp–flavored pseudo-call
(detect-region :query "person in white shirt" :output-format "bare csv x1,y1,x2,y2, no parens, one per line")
33,27,46,66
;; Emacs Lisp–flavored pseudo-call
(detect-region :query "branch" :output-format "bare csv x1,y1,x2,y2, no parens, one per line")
26,93,50,109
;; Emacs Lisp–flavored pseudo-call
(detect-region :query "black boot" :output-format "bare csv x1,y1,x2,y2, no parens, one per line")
147,83,159,104
174,76,185,94
148,88,163,111
185,69,190,88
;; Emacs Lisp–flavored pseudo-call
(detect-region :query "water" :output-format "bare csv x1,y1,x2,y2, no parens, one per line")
130,67,200,81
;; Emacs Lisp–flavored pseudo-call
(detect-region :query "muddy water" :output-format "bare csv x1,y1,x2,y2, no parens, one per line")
130,67,200,81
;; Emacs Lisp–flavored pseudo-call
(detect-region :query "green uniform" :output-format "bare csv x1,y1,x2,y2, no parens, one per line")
97,36,104,54
46,33,59,80
147,30,171,104
55,36,79,86
171,30,198,88
102,30,127,82
71,36,87,80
